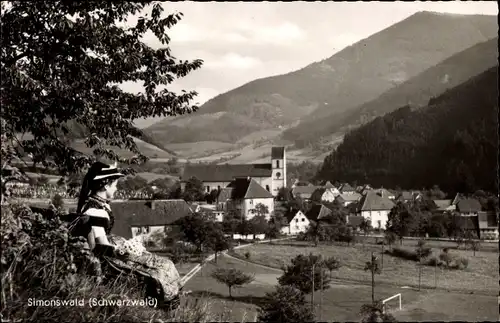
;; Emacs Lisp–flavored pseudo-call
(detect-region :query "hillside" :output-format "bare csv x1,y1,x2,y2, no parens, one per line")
316,66,498,195
145,11,497,150
298,37,499,139
62,120,178,157
16,122,177,161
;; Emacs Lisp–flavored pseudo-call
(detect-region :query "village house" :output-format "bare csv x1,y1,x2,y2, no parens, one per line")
218,177,274,220
110,199,193,239
395,191,423,203
292,185,319,201
451,193,465,206
323,181,335,189
432,199,456,213
189,203,224,222
455,198,482,217
180,147,286,197
281,209,309,235
339,183,356,194
477,211,499,240
396,191,413,203
373,188,396,200
305,204,333,224
335,192,362,207
357,184,373,195
290,179,312,188
310,187,338,203
358,191,395,230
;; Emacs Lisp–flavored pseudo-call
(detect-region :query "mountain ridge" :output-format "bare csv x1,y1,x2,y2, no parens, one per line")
300,37,499,139
144,11,497,150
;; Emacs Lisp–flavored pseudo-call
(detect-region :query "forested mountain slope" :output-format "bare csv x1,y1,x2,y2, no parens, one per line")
317,67,498,194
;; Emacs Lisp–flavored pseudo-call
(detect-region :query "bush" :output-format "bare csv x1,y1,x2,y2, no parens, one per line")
278,253,330,294
425,256,444,267
258,285,315,322
51,194,65,210
170,244,190,264
2,203,211,322
296,232,307,241
244,251,251,260
455,257,469,270
385,247,419,261
439,251,453,268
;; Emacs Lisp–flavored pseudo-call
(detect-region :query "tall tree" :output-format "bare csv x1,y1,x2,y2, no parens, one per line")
250,203,270,219
182,176,205,202
175,213,216,252
278,253,330,294
1,1,203,182
386,202,415,244
248,215,269,235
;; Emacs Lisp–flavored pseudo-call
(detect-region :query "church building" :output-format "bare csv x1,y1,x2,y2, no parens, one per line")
180,146,287,198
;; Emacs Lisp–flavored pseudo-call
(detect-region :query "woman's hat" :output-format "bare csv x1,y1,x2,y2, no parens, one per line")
92,161,125,181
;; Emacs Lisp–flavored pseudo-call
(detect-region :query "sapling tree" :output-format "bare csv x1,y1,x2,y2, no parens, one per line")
211,268,254,298
323,256,341,279
364,252,381,304
415,239,432,291
278,253,330,294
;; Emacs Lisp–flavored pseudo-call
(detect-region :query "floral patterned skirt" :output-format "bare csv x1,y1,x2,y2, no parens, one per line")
109,235,182,301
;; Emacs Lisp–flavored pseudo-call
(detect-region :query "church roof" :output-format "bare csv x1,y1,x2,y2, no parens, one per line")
228,177,273,199
181,163,272,182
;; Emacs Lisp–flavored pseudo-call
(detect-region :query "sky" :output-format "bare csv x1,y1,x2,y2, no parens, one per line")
126,1,498,128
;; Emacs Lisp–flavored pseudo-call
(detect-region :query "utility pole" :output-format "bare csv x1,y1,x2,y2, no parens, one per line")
371,252,376,304
434,258,437,289
381,241,384,270
311,262,315,312
319,267,323,321
418,254,422,291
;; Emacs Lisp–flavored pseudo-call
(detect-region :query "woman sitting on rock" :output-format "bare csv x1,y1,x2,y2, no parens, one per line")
76,161,182,305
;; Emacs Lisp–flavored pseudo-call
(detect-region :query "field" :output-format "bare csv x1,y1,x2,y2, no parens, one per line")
232,240,498,295
135,172,178,183
25,172,62,184
182,251,498,322
71,138,174,159
164,141,236,158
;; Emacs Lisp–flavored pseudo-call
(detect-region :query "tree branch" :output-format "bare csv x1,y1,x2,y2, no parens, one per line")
6,52,30,66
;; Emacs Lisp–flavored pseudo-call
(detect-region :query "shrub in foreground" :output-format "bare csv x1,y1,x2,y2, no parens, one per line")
0,203,225,322
258,285,314,323
360,300,398,323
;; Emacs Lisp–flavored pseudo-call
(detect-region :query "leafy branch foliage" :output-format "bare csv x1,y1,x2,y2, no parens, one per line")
1,1,203,175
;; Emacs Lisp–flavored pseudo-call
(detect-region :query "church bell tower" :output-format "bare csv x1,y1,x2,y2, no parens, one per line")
271,147,286,197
